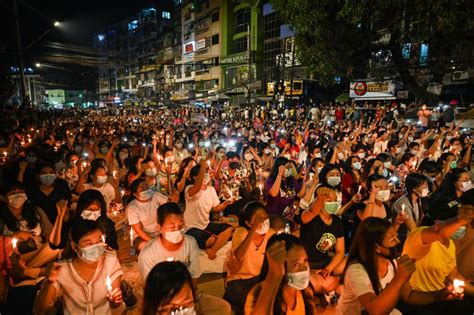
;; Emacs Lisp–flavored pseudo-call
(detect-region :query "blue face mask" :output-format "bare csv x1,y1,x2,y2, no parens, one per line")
382,168,389,177
40,174,57,185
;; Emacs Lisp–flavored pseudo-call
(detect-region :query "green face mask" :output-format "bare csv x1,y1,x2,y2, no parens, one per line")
450,160,457,169
324,201,340,215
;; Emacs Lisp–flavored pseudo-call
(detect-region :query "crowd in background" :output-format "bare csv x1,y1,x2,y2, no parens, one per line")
0,99,473,315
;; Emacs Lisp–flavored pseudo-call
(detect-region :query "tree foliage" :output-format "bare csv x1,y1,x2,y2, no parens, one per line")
269,0,474,100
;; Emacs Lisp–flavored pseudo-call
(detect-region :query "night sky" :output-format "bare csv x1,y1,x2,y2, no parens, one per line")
0,0,154,74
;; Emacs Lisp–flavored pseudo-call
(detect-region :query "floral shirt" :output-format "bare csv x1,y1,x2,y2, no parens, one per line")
219,166,246,200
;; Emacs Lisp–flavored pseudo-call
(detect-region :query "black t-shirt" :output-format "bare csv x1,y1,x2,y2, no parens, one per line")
300,215,344,269
27,179,72,225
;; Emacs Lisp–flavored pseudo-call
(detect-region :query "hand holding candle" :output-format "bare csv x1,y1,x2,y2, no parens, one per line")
453,279,465,295
106,275,113,294
12,238,18,251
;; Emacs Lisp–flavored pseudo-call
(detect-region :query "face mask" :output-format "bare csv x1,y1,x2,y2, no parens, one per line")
145,168,157,177
139,189,154,201
229,162,240,170
69,160,78,167
327,176,341,187
164,229,185,244
352,162,362,170
166,156,175,163
264,148,271,155
460,180,472,192
419,188,429,198
81,210,101,221
316,167,323,174
446,136,453,141
337,152,345,160
450,161,457,169
77,243,105,263
256,219,270,235
284,154,291,160
40,174,56,185
244,153,253,161
129,141,136,146
314,153,321,158
376,189,391,202
408,136,414,142
176,143,183,149
203,173,211,185
119,152,129,160
395,147,401,154
74,146,82,153
287,268,310,290
100,147,109,154
411,150,419,156
170,306,196,315
384,161,392,169
216,153,224,160
382,168,389,177
25,156,37,164
284,169,292,178
324,201,340,215
451,226,466,240
270,143,276,149
8,193,27,208
357,153,365,159
343,136,349,142
96,175,108,185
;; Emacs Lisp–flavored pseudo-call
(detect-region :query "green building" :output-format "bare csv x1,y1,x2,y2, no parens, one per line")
220,0,263,105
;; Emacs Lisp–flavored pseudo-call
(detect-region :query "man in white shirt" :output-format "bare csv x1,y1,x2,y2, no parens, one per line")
184,160,233,260
127,179,174,251
138,202,231,315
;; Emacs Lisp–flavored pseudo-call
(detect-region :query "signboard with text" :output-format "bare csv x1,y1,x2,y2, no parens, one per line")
350,80,396,100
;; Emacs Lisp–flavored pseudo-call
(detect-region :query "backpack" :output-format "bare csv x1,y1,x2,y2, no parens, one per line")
443,107,455,123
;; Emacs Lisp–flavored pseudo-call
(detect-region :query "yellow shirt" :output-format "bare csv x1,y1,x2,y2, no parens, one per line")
402,226,456,292
227,227,274,282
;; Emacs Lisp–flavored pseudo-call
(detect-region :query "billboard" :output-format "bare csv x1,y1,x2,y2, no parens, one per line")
349,80,396,100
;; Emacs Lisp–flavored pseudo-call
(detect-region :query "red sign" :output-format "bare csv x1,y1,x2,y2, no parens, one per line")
184,42,194,54
353,81,367,96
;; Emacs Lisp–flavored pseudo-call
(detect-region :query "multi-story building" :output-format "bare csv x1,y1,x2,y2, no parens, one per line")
93,3,173,104
219,0,265,105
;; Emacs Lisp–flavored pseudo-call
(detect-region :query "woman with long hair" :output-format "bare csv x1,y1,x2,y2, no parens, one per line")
245,233,317,315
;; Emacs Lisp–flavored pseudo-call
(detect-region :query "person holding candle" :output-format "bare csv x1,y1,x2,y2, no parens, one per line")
184,160,234,260
393,174,429,242
401,198,474,314
174,157,197,204
34,217,124,314
138,202,231,315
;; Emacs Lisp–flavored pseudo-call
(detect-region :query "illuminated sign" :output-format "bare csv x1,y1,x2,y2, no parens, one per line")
349,81,396,99
196,38,206,50
128,20,138,31
184,41,195,54
267,80,303,96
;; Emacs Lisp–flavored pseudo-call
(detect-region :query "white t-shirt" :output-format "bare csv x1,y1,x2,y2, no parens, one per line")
138,235,202,282
184,185,220,230
337,262,401,315
83,183,115,209
53,251,124,315
126,192,168,239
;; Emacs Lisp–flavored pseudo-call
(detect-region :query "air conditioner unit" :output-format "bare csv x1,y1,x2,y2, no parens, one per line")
452,71,469,81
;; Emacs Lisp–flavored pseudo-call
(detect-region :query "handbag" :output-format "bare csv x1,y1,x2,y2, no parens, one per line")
17,237,37,255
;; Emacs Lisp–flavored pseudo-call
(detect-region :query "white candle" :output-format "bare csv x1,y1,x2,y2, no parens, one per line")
259,184,263,196
401,204,406,216
207,160,211,168
130,228,134,247
12,238,17,250
101,235,106,244
106,275,113,294
3,151,7,158
112,170,117,178
453,279,465,294
357,185,362,194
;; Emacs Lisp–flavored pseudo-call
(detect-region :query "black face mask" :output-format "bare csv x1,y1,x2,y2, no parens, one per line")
229,162,240,170
377,244,400,261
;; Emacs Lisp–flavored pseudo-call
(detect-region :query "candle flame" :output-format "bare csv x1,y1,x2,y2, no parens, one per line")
106,275,113,292
12,238,17,249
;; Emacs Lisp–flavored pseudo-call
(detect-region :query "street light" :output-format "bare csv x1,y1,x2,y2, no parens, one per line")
54,21,60,27
35,63,41,68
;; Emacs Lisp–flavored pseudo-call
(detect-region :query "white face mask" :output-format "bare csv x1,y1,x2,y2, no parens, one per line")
139,189,154,201
203,173,211,185
8,193,28,208
77,243,105,263
244,153,253,161
460,180,472,192
284,169,292,178
287,268,310,290
376,189,391,202
96,175,107,185
170,306,196,315
256,219,270,235
357,153,365,159
81,210,101,221
327,176,341,187
145,168,157,177
314,153,321,158
419,188,429,198
164,229,185,244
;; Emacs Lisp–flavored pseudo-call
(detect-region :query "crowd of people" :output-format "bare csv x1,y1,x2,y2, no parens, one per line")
0,100,472,315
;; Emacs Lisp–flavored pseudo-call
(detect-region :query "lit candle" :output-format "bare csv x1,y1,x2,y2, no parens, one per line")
12,238,17,250
453,279,465,294
82,161,87,168
101,234,106,244
3,151,7,158
259,183,263,196
112,170,117,178
120,189,125,197
401,204,406,216
106,275,113,294
207,160,211,168
357,185,362,194
166,257,174,262
130,228,134,247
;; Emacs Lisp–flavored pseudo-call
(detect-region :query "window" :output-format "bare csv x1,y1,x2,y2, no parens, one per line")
128,20,138,31
212,34,219,45
211,11,219,22
233,37,248,54
402,43,411,59
162,11,171,19
235,7,250,33
419,43,429,65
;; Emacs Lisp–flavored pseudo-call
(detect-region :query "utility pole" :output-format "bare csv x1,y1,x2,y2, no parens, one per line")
13,0,28,104
247,24,251,107
289,37,296,100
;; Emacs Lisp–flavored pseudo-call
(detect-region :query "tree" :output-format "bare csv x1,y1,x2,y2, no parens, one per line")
268,0,474,101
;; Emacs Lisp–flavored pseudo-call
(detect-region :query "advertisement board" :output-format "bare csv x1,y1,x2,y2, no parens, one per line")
350,80,396,100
